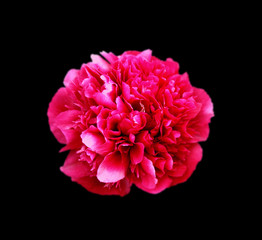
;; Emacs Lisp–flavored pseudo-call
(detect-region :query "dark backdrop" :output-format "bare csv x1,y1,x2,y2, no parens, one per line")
17,4,239,234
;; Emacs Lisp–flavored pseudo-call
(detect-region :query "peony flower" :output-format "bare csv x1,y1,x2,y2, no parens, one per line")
47,49,214,196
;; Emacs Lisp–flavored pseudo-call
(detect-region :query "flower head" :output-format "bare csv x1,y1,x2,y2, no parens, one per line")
48,49,214,196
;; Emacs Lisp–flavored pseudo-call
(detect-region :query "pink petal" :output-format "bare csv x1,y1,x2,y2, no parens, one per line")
141,174,158,189
116,96,129,113
60,160,90,179
136,157,158,189
136,131,153,147
75,176,131,196
168,164,187,177
171,143,203,186
94,92,116,109
81,127,115,155
135,175,172,194
63,69,79,87
141,157,156,176
81,128,105,149
62,150,79,166
54,110,81,130
91,54,111,71
137,49,152,61
164,89,173,107
50,126,66,144
97,151,128,183
122,82,135,102
165,58,180,75
100,51,118,64
189,88,214,141
49,102,81,148
59,130,82,152
193,88,214,118
47,87,68,123
60,151,90,179
119,118,133,135
130,143,144,165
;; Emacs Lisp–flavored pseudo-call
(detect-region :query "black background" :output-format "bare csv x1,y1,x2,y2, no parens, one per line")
10,3,248,234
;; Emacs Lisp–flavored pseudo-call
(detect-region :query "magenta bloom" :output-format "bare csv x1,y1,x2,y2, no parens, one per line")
47,50,214,196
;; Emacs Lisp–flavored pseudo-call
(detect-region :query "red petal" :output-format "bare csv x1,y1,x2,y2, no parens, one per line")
116,96,129,113
168,164,187,177
135,175,172,194
171,143,203,186
60,151,90,179
130,143,144,165
141,174,158,189
94,92,116,109
75,176,131,196
97,151,128,183
119,118,133,135
54,110,81,129
122,82,135,102
189,88,214,142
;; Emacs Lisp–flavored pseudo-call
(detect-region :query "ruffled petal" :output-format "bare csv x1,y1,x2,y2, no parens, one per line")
136,175,172,194
81,127,115,155
63,69,79,87
116,96,129,113
91,54,111,72
189,88,214,141
100,51,118,64
60,151,90,179
97,151,128,183
171,143,203,186
54,110,81,130
137,49,152,61
81,128,105,149
75,176,131,196
130,143,144,165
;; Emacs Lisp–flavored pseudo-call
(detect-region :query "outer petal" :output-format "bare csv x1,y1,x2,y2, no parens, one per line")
54,110,81,130
171,143,203,186
91,54,111,72
61,152,131,196
48,88,72,144
189,88,214,141
130,143,144,165
137,49,152,61
140,157,158,189
75,176,131,196
60,151,90,179
165,58,180,75
136,144,203,193
100,51,118,64
135,175,173,194
97,151,128,183
193,88,214,118
48,88,68,123
63,69,79,87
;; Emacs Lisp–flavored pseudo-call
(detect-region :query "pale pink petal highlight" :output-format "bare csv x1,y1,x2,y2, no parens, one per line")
97,151,128,183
